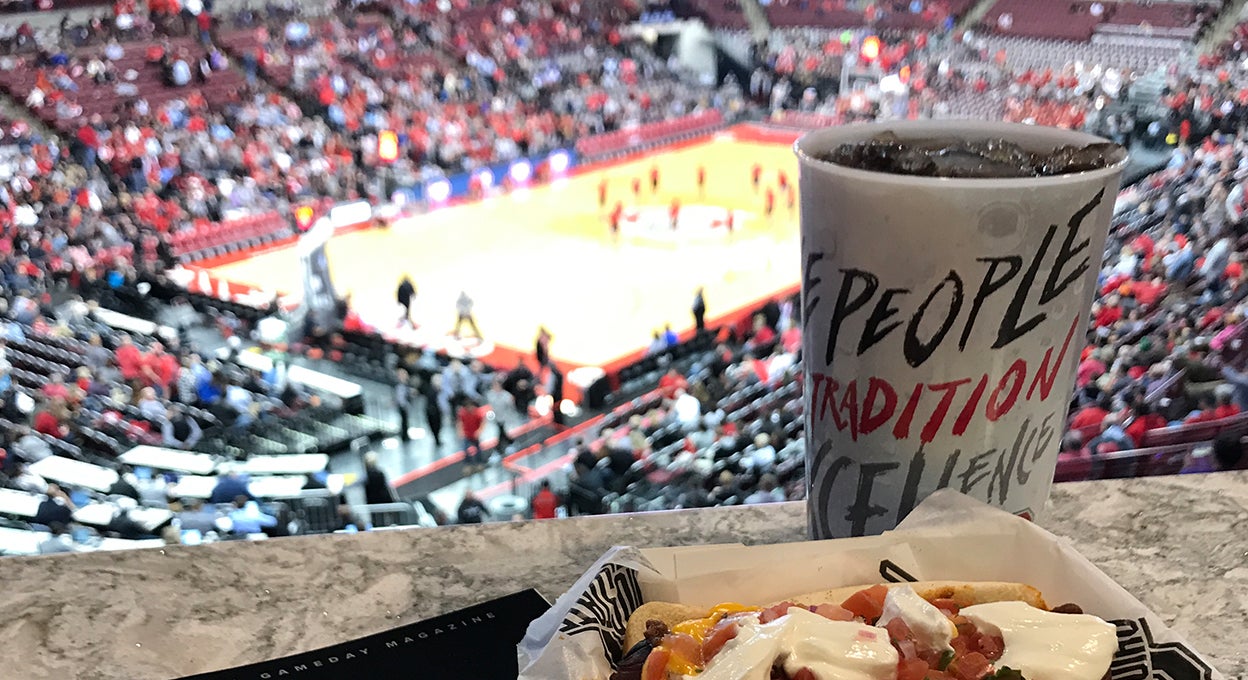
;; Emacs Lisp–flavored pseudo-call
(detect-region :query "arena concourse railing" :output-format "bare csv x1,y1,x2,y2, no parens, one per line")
762,110,846,131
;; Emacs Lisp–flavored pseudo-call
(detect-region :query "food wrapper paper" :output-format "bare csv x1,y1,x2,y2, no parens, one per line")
517,490,1222,680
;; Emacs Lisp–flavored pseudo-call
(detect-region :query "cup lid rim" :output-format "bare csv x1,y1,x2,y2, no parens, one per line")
794,120,1129,188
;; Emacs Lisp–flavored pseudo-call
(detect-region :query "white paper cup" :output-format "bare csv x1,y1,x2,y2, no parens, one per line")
796,121,1126,539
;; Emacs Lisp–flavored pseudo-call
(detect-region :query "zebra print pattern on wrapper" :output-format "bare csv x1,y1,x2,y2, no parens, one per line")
557,563,645,668
1108,618,1215,680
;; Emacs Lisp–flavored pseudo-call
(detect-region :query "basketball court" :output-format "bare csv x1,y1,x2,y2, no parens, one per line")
205,129,802,369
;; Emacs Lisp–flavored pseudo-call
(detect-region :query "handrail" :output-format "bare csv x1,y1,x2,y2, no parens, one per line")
1144,368,1186,404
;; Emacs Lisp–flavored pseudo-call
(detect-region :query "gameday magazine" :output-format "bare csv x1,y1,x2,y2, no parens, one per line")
179,589,548,680
517,490,1222,680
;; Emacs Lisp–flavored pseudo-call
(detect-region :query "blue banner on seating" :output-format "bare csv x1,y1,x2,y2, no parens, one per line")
397,148,578,204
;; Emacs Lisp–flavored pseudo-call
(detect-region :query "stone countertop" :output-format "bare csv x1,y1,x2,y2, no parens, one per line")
1,471,1245,680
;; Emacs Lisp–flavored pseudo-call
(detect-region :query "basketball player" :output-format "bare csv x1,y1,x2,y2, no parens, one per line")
453,291,482,339
751,163,763,191
631,177,642,199
396,275,416,328
777,169,789,192
696,165,706,197
764,188,775,219
609,201,624,242
787,186,796,214
669,197,681,230
535,326,553,368
725,208,735,234
650,165,660,193
598,177,608,209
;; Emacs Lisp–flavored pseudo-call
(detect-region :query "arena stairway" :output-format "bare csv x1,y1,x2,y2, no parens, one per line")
1198,0,1248,54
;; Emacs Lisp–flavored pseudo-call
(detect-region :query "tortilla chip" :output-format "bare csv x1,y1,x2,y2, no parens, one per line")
780,581,1048,611
622,602,706,651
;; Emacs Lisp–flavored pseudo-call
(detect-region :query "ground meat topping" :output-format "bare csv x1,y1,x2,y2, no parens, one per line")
643,619,670,645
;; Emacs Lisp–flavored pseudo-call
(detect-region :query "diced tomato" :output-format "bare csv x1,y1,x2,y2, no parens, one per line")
931,598,961,615
950,634,973,657
813,603,855,621
896,657,929,680
642,648,670,680
840,585,889,622
978,634,1005,660
759,602,798,624
701,621,738,663
924,670,954,680
791,668,818,680
884,617,915,643
948,652,992,680
661,632,702,668
918,649,944,669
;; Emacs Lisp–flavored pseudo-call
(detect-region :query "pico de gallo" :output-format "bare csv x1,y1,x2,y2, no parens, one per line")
611,585,1114,680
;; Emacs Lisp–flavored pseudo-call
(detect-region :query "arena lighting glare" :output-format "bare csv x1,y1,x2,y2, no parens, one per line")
294,205,315,232
477,168,494,188
427,179,452,203
861,35,881,61
377,129,399,163
549,151,571,174
510,160,533,183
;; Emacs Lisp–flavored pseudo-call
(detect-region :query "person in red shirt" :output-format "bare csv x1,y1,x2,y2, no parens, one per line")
764,188,776,218
696,165,706,197
1076,350,1106,388
751,163,763,191
781,325,801,354
747,353,770,384
608,201,623,242
631,177,641,198
598,177,608,208
786,186,796,214
658,366,687,399
777,169,789,191
1226,254,1243,282
1133,275,1167,308
1214,392,1241,419
649,165,660,193
748,314,776,349
41,373,70,401
1124,403,1167,445
669,197,680,230
33,401,69,438
1069,397,1110,435
114,334,143,382
457,398,487,474
144,342,178,394
1131,232,1155,263
1093,297,1122,329
530,480,559,519
1055,433,1092,483
1185,395,1219,423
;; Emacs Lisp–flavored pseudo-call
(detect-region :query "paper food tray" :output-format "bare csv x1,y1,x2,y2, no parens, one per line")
517,490,1222,680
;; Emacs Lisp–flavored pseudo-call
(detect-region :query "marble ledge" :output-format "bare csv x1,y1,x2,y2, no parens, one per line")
0,470,1244,680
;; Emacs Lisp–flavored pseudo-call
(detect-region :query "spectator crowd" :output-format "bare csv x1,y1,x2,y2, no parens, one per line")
1,0,1248,537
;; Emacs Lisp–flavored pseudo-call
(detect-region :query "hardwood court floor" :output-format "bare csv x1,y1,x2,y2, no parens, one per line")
208,132,801,368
